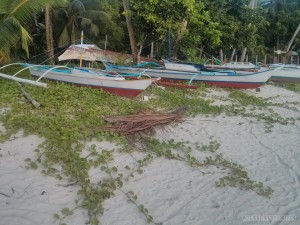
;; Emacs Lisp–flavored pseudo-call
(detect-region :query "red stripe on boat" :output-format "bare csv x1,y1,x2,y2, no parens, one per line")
203,81,264,89
160,78,263,89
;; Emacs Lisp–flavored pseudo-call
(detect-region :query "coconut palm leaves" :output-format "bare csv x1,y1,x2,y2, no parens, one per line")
0,0,67,63
54,0,110,47
0,15,32,63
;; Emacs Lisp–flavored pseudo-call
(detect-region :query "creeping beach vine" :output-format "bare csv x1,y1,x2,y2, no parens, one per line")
2,68,299,224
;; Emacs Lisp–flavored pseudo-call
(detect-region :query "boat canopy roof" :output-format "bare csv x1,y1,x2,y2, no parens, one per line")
58,44,106,62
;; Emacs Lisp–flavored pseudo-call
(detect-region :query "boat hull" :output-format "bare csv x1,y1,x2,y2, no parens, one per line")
104,65,274,89
268,65,300,83
29,67,153,98
270,76,300,83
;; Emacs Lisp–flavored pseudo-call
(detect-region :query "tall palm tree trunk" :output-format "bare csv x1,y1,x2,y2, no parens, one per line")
71,22,76,44
45,5,54,64
286,23,300,53
249,0,257,9
122,0,137,64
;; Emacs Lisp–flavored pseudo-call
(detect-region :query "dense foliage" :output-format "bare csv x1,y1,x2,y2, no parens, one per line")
1,0,300,64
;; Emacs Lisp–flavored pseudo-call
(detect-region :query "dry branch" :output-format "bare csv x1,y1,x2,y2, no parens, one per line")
17,82,40,108
102,107,186,140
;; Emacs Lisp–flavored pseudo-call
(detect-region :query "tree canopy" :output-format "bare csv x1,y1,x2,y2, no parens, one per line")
1,0,300,64
0,0,68,63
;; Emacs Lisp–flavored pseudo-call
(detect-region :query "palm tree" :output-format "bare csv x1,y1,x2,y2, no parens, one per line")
45,4,55,63
286,23,300,52
53,0,110,47
262,0,300,55
0,0,67,64
122,0,137,63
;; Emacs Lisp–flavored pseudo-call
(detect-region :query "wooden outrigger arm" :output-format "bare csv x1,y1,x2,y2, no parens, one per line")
0,63,47,88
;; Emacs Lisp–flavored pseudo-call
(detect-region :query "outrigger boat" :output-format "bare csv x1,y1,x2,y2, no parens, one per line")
27,62,155,98
204,62,260,72
28,38,158,97
1,59,155,98
103,62,281,89
1,33,156,98
268,64,300,83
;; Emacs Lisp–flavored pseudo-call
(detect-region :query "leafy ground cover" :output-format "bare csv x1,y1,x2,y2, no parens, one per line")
1,67,299,224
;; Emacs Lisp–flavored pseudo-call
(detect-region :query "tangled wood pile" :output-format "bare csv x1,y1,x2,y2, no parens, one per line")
103,107,186,140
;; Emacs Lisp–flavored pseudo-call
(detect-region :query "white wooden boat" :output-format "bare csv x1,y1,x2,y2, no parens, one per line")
1,32,155,97
24,38,156,97
28,64,155,97
104,62,280,89
268,64,300,83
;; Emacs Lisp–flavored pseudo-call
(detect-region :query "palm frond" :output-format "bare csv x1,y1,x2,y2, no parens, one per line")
0,17,22,50
88,23,100,37
0,0,69,62
0,49,11,64
20,25,32,56
80,10,110,21
7,0,68,23
71,0,85,14
80,18,99,36
0,16,32,56
57,26,71,48
80,0,101,10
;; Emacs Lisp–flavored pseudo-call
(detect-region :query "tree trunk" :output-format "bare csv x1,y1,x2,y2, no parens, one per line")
150,42,154,58
240,48,247,62
286,22,300,53
249,0,257,9
230,49,236,62
71,22,76,44
137,43,143,64
122,0,137,64
45,5,54,64
219,49,223,64
174,19,188,58
177,19,188,41
199,44,204,59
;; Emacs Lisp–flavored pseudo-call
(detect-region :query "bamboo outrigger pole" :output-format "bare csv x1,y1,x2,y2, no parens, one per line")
0,72,47,88
0,63,47,88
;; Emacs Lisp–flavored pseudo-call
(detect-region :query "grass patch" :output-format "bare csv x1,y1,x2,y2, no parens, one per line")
280,83,300,93
2,66,299,224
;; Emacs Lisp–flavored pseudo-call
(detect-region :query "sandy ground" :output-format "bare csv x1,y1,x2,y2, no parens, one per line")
0,84,299,225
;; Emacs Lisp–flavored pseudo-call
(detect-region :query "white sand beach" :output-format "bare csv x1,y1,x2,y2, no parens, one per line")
0,84,299,225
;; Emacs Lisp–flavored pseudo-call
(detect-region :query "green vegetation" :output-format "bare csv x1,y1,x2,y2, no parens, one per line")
1,68,300,224
1,1,300,224
1,0,300,64
280,83,300,93
0,0,68,63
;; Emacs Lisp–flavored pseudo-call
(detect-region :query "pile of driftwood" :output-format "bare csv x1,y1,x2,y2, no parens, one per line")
102,107,186,141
